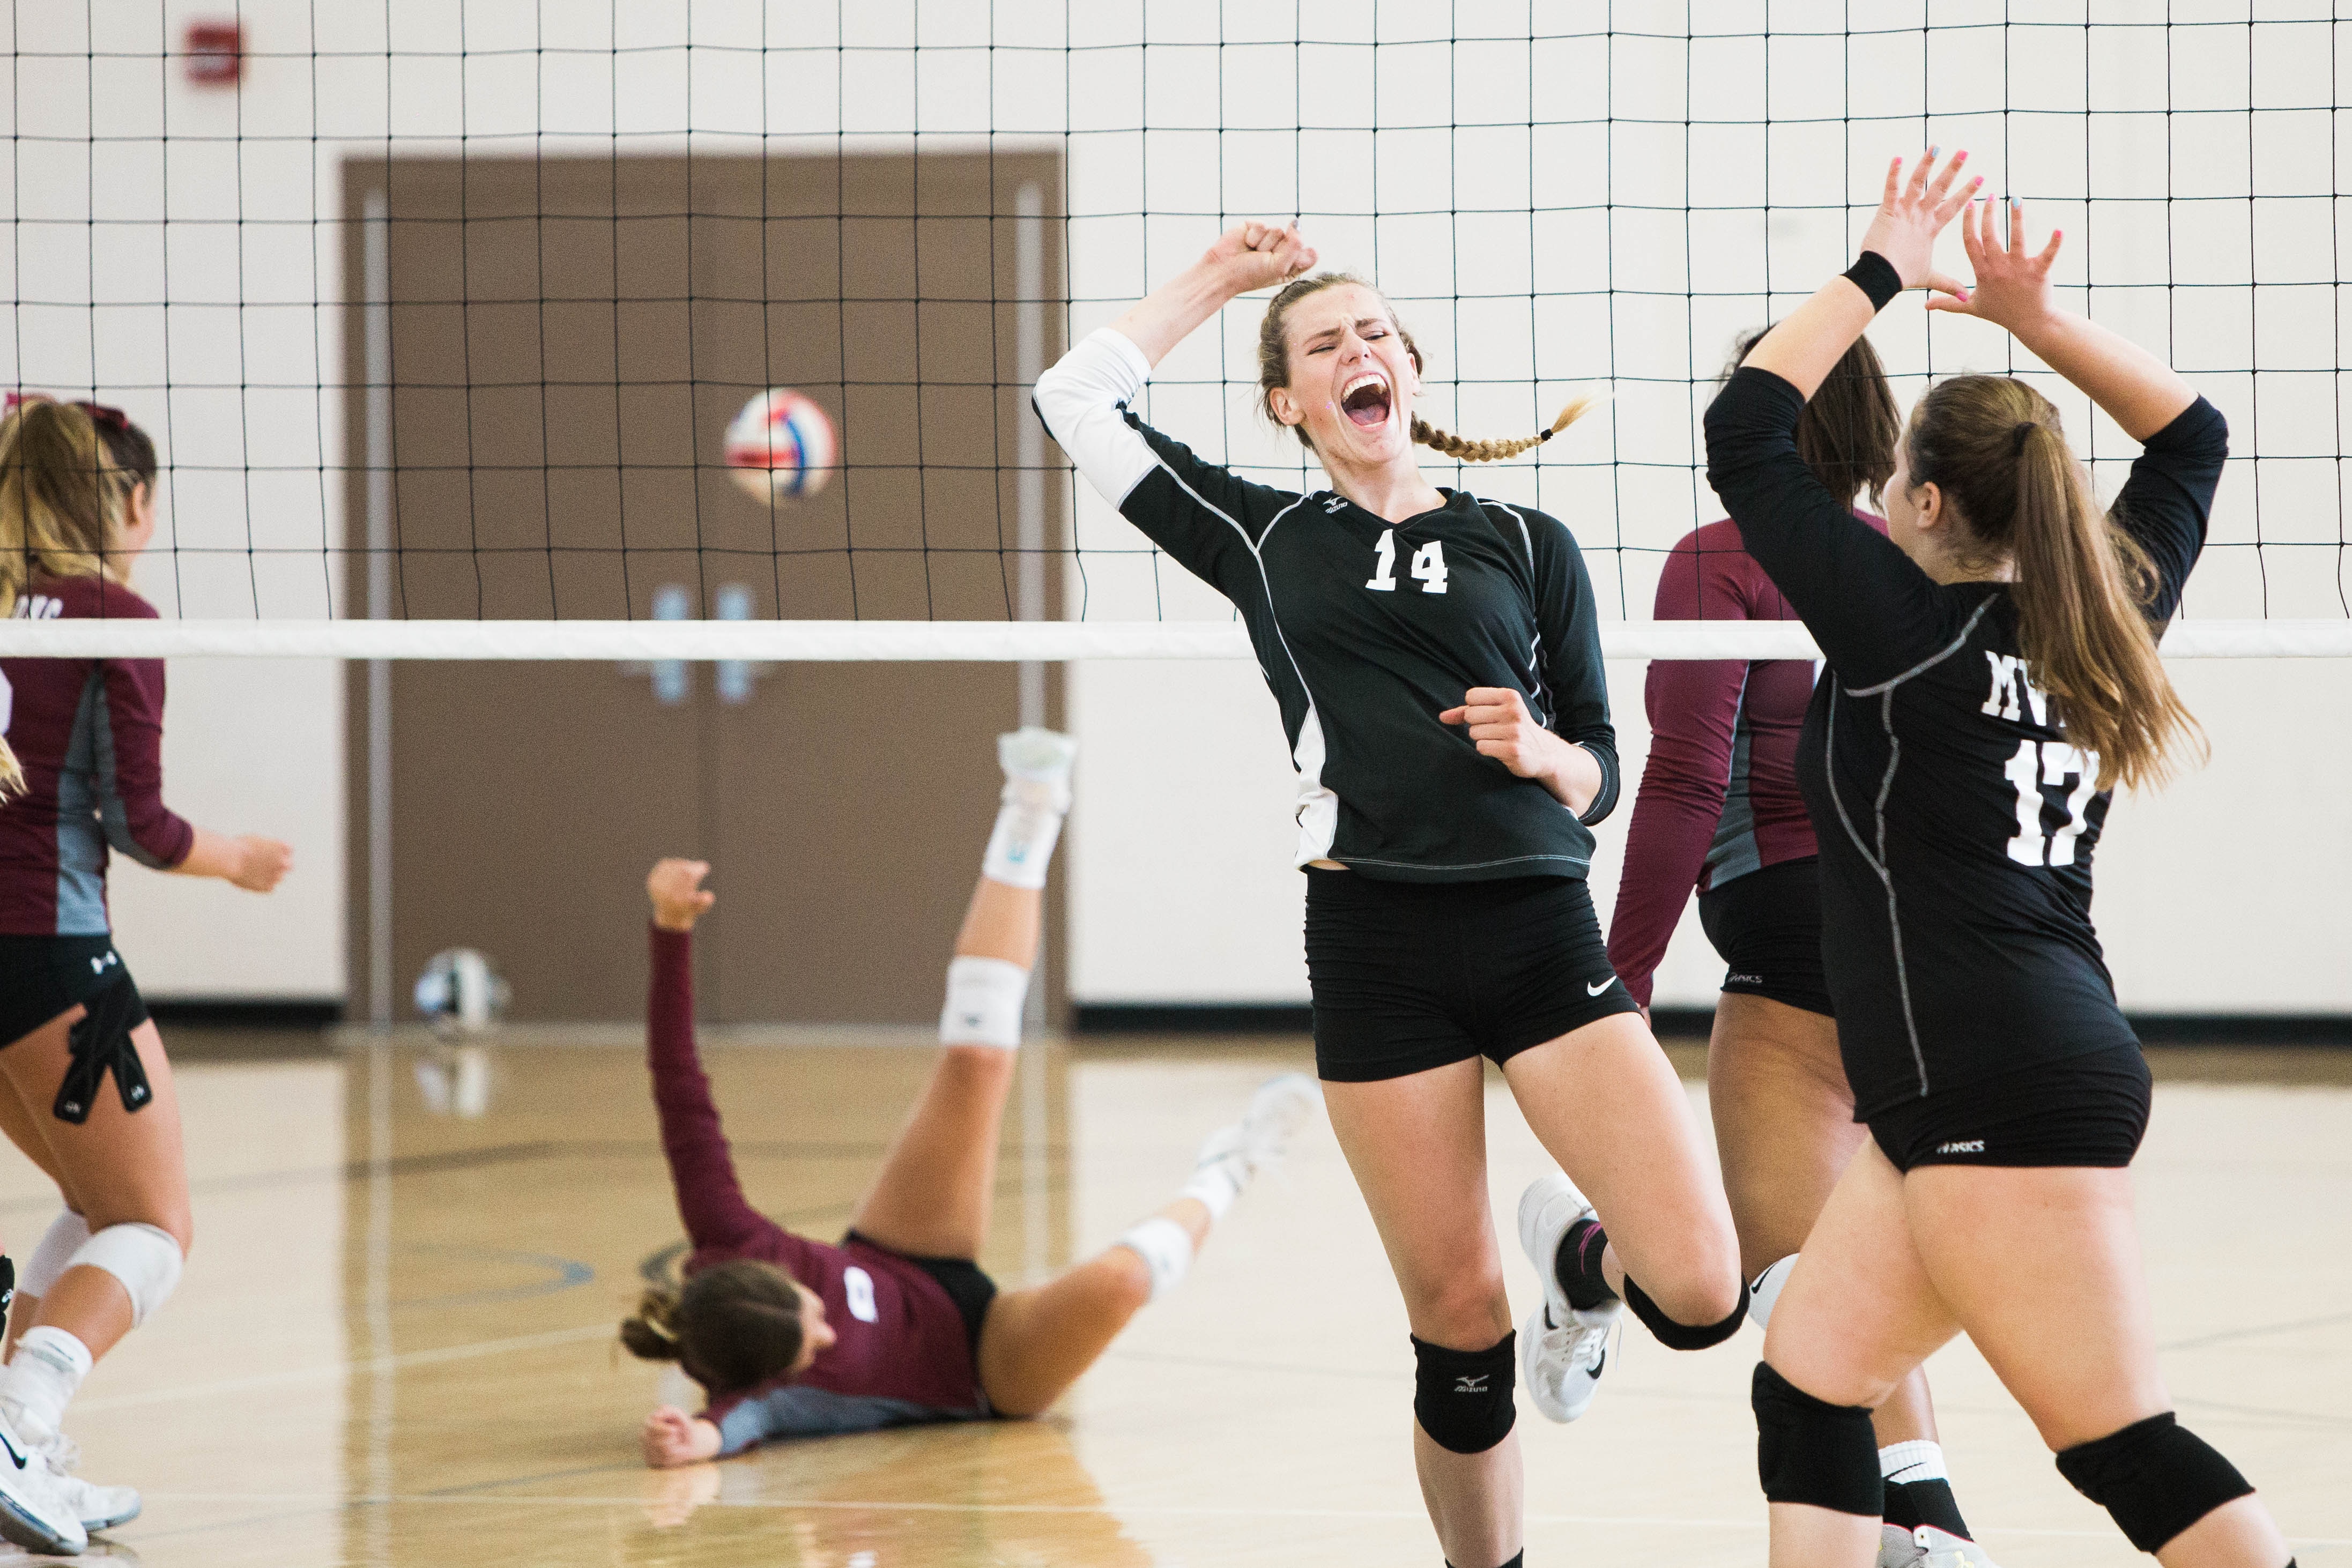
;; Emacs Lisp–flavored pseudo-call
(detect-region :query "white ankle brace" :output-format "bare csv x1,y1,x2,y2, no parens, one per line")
939,956,1030,1050
982,792,1066,890
1115,1217,1194,1302
2,1326,92,1441
19,1211,92,1299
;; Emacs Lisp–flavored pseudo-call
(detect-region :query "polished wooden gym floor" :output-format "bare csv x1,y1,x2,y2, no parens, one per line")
12,1031,2347,1566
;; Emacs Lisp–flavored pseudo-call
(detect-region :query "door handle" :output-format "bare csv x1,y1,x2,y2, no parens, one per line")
620,583,693,705
715,583,767,705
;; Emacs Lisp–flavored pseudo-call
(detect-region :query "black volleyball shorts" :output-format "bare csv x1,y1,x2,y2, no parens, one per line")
0,934,148,1052
1306,869,1641,1083
1867,1045,2153,1172
1696,857,1833,1019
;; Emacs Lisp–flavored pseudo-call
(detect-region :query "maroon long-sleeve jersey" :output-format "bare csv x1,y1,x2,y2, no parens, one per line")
644,925,988,1453
1,576,194,935
1604,516,1882,1007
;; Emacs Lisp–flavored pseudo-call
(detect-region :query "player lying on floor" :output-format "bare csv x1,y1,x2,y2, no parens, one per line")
624,728,1317,1464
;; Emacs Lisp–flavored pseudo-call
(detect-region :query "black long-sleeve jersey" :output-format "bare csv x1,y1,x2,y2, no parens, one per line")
1035,328,1619,882
1705,365,2225,1117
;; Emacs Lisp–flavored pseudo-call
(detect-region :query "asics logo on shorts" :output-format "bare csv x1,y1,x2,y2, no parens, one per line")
1727,972,1763,985
1585,977,1614,996
1935,1140,1985,1155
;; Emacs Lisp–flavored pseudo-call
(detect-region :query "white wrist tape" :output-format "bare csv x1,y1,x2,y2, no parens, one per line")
19,1211,92,1299
1115,1217,1195,1302
69,1222,184,1328
939,956,1030,1050
1748,1253,1797,1334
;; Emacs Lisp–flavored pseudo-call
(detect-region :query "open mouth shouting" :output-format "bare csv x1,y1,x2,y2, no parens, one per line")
1341,371,1393,430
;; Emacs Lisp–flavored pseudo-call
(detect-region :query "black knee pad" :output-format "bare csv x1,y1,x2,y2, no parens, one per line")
1412,1332,1517,1455
2055,1412,2254,1554
1626,1274,1748,1350
1752,1362,1882,1516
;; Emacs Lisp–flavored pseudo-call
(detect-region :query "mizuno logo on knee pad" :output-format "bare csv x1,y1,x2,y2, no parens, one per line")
1453,1374,1489,1393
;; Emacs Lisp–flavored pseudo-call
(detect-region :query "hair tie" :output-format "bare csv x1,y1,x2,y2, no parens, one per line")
2012,421,2038,456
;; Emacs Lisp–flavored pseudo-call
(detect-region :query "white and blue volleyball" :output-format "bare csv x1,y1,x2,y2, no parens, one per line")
724,388,837,502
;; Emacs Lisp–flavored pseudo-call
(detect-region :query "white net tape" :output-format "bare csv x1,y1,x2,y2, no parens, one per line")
0,620,2342,662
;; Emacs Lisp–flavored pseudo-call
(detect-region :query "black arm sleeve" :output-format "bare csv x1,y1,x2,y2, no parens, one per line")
1524,508,1620,826
2105,396,2227,626
1704,367,1958,686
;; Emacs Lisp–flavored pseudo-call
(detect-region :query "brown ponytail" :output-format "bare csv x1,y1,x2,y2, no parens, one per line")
617,1259,806,1393
1259,271,1598,461
1732,326,1901,504
1903,376,2202,790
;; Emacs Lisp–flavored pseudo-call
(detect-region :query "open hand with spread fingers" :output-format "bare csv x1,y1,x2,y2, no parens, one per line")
1856,148,1979,300
1928,196,2063,335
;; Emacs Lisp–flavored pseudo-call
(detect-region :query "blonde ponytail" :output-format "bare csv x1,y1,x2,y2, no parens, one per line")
0,399,136,620
1903,377,2203,791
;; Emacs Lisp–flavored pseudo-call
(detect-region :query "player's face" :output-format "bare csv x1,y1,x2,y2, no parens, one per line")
1273,285,1422,471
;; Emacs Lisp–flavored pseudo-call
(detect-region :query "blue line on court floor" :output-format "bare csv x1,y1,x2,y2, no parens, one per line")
392,1242,593,1309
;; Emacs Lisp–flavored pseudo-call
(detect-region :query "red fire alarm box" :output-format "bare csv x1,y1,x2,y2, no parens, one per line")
184,21,242,85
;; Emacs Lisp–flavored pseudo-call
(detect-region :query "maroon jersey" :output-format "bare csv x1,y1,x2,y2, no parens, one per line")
1,577,193,935
1605,516,1882,1007
645,926,987,1453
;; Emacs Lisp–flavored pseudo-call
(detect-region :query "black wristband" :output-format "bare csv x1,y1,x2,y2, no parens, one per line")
1842,250,1903,312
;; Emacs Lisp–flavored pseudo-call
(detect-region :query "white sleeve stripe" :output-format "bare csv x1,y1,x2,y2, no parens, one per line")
1032,328,1158,509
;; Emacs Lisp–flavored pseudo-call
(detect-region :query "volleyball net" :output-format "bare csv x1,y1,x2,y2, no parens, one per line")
4,4,2349,662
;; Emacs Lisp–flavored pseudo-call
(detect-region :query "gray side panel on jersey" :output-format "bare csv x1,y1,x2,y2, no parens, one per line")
52,670,112,935
1705,670,1763,885
1824,599,1995,1098
716,1387,963,1454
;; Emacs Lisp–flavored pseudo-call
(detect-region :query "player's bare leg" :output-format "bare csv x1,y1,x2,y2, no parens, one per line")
983,1072,1318,1417
1710,994,1969,1564
849,730,1072,1261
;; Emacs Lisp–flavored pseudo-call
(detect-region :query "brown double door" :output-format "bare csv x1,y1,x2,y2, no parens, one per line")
343,152,1065,1024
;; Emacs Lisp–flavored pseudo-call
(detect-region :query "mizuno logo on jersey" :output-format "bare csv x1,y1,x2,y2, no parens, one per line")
1322,495,1348,514
1935,1140,1985,1155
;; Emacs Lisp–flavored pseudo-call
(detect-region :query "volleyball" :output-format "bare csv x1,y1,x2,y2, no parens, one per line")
724,388,836,502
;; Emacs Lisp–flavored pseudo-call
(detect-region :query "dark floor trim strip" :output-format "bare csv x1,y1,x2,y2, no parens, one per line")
1075,1002,2352,1046
147,998,344,1029
1073,1003,1315,1034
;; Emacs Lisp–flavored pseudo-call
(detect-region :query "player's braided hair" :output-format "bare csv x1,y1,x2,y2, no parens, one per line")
618,1257,807,1393
1258,271,1598,461
1902,374,2203,791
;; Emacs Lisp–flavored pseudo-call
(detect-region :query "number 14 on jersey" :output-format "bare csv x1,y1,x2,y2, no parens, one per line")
1366,530,1448,594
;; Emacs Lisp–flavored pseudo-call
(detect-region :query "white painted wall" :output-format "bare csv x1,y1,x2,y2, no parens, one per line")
4,3,2343,1010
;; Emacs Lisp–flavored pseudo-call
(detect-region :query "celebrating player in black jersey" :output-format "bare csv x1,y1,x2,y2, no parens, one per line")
1706,152,2295,1568
1036,222,1743,1568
